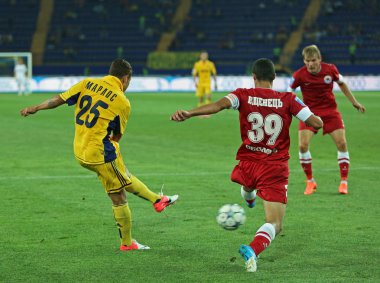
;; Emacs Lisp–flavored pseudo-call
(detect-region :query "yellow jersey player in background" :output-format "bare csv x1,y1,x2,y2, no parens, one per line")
20,59,178,251
192,51,217,106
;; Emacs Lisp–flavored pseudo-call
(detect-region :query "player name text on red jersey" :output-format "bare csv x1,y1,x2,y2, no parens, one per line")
248,96,283,109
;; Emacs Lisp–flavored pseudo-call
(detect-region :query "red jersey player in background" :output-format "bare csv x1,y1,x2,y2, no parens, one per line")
171,58,322,272
290,45,365,195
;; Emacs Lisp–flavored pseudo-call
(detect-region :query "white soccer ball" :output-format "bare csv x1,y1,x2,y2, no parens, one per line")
216,204,246,230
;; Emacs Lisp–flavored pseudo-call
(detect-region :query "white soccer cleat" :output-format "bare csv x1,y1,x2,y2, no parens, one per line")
239,245,257,272
134,240,151,250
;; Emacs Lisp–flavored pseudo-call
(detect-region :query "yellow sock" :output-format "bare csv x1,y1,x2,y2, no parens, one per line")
112,203,132,246
124,175,161,203
205,99,211,104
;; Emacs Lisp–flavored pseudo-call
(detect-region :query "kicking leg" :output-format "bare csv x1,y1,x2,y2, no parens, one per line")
239,200,286,272
241,186,256,208
124,175,178,212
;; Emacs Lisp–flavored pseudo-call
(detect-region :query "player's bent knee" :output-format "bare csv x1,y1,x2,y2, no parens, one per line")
336,141,348,151
299,143,309,153
108,190,127,206
242,186,254,192
272,221,283,235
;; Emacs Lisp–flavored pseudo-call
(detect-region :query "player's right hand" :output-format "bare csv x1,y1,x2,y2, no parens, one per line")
171,110,191,122
352,102,365,113
20,106,38,116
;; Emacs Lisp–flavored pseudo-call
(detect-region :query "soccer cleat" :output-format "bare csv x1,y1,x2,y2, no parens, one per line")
245,198,256,208
241,187,256,208
304,180,317,195
239,245,257,272
338,182,348,194
153,195,179,213
120,240,151,251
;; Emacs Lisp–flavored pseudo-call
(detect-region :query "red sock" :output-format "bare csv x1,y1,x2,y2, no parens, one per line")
301,162,313,180
299,151,313,180
339,162,349,180
338,151,350,181
249,223,275,256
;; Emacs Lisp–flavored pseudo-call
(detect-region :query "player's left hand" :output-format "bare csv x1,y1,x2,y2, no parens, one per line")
20,106,38,116
353,102,365,113
171,110,191,122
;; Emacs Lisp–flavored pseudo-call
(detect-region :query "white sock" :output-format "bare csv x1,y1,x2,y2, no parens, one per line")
241,186,256,200
256,223,276,241
337,151,350,161
299,150,312,160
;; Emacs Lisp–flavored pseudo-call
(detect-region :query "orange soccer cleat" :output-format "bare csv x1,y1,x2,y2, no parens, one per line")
120,240,151,251
153,195,179,213
304,180,317,195
338,182,348,194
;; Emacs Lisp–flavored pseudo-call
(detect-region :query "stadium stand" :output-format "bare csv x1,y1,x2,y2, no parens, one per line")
42,0,174,74
0,0,379,75
293,0,380,74
171,0,309,74
0,0,39,52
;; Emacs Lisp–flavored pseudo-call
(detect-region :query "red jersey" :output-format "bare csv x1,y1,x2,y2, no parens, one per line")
226,88,313,164
290,62,344,112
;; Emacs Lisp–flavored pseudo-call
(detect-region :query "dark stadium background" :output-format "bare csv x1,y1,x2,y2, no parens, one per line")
1,0,379,76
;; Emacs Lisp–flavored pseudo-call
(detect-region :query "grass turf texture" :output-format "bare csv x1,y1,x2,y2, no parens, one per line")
0,91,379,282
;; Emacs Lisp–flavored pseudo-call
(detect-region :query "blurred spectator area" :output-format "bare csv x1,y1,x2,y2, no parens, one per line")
0,0,39,51
171,0,308,74
0,0,379,75
43,0,174,72
293,0,380,74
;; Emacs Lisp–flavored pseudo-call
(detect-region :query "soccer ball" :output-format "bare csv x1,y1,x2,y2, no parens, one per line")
216,204,246,230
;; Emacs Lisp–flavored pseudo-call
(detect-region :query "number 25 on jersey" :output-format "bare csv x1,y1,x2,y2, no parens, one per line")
75,95,109,128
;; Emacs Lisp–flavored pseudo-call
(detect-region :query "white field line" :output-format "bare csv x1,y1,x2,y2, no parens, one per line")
0,167,378,181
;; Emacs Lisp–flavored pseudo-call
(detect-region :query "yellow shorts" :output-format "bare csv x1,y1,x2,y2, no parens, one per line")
196,85,211,97
79,153,131,194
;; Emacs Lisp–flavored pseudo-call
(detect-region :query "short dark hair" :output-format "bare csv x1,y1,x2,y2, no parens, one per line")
109,59,132,79
252,58,275,82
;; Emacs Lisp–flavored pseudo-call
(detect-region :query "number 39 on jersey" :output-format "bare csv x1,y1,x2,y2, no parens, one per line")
247,112,283,145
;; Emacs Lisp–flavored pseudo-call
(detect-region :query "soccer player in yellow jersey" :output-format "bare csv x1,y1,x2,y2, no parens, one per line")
192,51,217,106
20,59,178,251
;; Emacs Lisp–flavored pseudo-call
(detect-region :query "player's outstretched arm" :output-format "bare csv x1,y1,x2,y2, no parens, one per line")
338,82,366,113
20,94,65,116
171,97,231,122
305,114,323,130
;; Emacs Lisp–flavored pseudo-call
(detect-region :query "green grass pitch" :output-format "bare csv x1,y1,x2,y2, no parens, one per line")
0,91,379,282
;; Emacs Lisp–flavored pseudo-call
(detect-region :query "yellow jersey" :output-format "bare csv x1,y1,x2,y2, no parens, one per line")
192,60,216,86
60,75,130,165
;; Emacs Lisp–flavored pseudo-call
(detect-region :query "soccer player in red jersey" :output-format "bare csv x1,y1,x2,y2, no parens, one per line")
290,45,365,195
171,58,322,272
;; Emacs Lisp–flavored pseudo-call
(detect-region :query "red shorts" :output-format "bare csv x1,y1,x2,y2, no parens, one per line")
299,110,344,135
231,160,289,204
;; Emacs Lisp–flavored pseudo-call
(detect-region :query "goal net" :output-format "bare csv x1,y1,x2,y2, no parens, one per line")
0,52,32,93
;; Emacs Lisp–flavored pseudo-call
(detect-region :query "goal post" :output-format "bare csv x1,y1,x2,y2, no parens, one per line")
0,52,32,94
0,52,32,79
